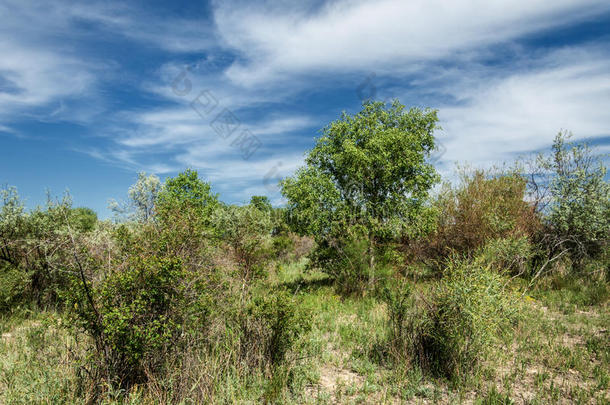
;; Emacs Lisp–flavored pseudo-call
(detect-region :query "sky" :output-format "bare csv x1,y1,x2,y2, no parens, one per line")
1,0,609,217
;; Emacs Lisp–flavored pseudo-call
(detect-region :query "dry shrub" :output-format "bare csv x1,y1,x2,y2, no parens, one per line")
406,168,541,265
290,234,315,261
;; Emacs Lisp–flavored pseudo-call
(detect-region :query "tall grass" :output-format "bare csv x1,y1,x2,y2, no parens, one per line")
385,258,522,382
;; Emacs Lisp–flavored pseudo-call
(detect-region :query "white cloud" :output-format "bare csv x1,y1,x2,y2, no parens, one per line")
105,43,610,202
66,3,217,53
112,105,315,148
147,60,315,113
176,148,304,203
0,0,217,126
0,1,109,124
92,101,312,197
0,40,99,122
432,47,610,172
0,125,17,134
214,0,610,86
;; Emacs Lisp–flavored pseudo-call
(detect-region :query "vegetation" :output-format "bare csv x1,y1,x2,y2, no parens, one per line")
542,132,609,268
426,168,538,260
0,102,608,403
282,101,439,293
386,258,521,382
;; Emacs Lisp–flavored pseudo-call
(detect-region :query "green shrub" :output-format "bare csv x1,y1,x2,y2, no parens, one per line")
541,132,609,266
313,224,398,295
383,279,430,368
272,234,294,260
385,259,520,381
67,255,206,389
475,236,533,276
310,225,385,295
0,262,29,312
239,290,311,371
536,272,610,310
70,207,98,232
430,261,519,380
0,187,90,307
154,169,220,257
100,256,186,380
270,214,296,261
215,204,273,280
249,195,273,213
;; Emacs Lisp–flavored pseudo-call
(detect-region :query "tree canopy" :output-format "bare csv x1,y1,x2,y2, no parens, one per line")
281,100,440,240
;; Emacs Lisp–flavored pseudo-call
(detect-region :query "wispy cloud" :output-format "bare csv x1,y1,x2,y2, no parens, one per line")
0,40,100,123
109,105,315,148
91,101,314,192
0,0,216,53
213,0,610,86
0,0,217,126
431,46,610,172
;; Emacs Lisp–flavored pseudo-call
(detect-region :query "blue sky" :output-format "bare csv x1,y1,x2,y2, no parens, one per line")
1,0,609,217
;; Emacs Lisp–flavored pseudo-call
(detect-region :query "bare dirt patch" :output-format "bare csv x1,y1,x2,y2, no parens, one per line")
318,364,364,393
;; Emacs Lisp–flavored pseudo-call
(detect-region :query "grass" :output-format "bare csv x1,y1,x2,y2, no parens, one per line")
0,260,608,404
0,311,82,403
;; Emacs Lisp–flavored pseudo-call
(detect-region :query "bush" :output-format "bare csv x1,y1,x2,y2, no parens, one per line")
423,169,539,261
310,225,391,295
383,279,429,368
0,262,29,312
229,289,311,402
272,234,294,260
215,204,273,281
270,213,314,263
539,132,609,267
155,170,220,257
67,254,208,389
475,236,533,276
536,271,610,310
71,207,98,232
239,290,311,371
100,256,187,383
0,188,92,307
429,261,519,380
385,259,520,381
109,172,161,223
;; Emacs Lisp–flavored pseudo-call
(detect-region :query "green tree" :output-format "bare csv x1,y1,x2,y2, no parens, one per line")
281,101,440,288
155,169,220,257
71,207,98,232
157,169,218,216
250,195,272,213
